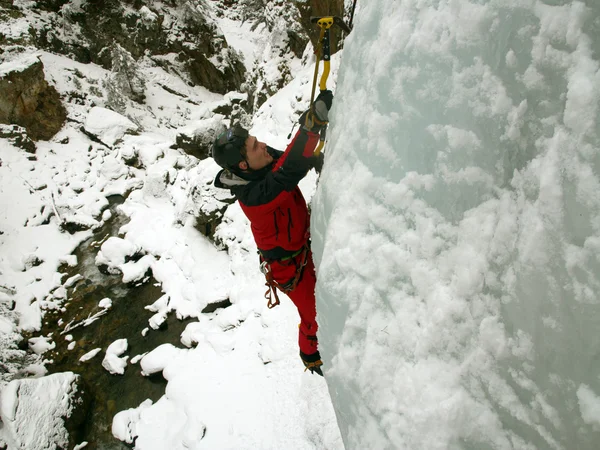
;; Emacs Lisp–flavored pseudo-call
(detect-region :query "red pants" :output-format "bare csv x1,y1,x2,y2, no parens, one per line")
268,250,318,355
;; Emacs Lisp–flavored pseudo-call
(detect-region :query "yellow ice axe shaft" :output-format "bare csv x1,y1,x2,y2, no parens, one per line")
317,17,333,92
309,17,334,156
309,17,333,108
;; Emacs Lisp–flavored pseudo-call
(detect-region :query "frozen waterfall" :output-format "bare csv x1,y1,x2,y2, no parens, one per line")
311,1,600,449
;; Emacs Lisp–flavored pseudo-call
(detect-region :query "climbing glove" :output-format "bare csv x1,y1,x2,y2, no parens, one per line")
315,89,333,114
311,152,325,174
299,89,334,133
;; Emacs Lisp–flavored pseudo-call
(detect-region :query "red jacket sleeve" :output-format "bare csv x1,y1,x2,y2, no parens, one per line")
232,129,320,207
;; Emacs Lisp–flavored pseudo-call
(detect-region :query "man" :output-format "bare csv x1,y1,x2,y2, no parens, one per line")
211,90,333,376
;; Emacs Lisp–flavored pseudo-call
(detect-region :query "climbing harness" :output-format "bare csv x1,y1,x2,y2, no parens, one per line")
260,244,310,309
306,16,351,156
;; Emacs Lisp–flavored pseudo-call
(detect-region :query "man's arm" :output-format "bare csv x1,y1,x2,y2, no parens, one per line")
272,129,320,188
235,90,334,207
235,129,320,207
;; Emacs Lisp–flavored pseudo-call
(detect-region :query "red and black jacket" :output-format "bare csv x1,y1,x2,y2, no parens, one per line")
214,129,320,260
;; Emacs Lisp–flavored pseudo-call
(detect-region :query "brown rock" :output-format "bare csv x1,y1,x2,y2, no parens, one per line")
0,56,66,141
295,0,346,55
61,1,246,95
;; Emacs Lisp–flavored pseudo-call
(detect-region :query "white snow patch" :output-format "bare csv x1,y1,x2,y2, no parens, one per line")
84,107,138,146
79,348,102,362
28,336,55,355
0,372,79,450
140,343,182,376
102,338,129,375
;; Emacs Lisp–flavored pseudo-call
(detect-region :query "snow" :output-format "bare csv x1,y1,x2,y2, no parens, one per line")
139,343,182,376
112,399,154,444
83,107,139,146
0,372,79,450
102,338,129,375
28,336,55,355
217,17,265,70
138,6,158,24
79,348,102,362
130,353,146,365
0,14,30,43
95,237,140,274
98,297,112,309
2,0,598,449
0,316,15,334
0,53,41,77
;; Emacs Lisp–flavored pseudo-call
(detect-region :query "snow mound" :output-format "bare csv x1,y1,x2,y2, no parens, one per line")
140,343,182,376
102,338,129,375
84,107,138,146
95,236,140,273
112,399,154,444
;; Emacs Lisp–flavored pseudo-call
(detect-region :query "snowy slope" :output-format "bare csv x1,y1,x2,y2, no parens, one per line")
1,3,345,449
109,43,344,450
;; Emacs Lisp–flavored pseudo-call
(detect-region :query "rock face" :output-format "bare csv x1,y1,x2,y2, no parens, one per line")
238,0,345,112
0,372,91,449
174,93,248,160
32,0,246,95
0,56,66,141
295,0,346,54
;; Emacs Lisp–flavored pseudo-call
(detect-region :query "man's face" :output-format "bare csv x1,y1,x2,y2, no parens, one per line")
241,135,273,171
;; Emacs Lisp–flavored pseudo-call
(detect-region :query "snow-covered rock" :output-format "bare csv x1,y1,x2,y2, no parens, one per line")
98,297,112,309
0,124,36,152
95,236,141,275
83,107,138,146
28,336,55,355
0,372,88,450
174,113,227,160
140,343,182,376
102,338,129,375
79,348,102,362
112,399,154,444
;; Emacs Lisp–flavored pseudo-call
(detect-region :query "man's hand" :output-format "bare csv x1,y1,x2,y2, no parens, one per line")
299,90,334,133
313,89,334,123
311,152,325,174
316,89,333,111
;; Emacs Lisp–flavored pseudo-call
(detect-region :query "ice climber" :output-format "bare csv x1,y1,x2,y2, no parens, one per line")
211,90,333,376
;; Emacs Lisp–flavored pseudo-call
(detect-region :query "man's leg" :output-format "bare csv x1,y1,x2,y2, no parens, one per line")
270,251,319,355
285,253,318,355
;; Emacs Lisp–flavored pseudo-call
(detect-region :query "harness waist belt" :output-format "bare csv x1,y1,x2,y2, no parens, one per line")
260,247,304,262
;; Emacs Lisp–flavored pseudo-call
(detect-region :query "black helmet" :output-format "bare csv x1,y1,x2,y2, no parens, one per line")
212,125,249,172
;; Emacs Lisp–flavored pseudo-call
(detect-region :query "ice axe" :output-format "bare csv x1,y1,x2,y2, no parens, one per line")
306,16,351,156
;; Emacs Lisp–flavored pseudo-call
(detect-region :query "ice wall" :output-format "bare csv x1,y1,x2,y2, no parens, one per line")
311,1,600,449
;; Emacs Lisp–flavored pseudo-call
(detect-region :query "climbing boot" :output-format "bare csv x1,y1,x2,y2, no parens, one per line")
300,351,324,376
